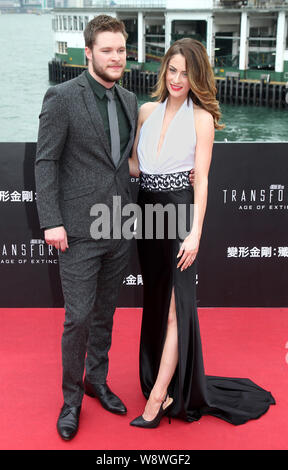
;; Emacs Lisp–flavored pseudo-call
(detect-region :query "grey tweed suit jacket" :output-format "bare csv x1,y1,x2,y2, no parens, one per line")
35,71,138,237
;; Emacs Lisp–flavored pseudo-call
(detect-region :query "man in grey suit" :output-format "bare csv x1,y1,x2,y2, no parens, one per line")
35,15,138,440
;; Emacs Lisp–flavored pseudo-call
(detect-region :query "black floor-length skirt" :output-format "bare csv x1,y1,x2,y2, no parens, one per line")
136,186,275,425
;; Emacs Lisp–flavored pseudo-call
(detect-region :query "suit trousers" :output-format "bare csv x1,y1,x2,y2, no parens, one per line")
58,235,131,406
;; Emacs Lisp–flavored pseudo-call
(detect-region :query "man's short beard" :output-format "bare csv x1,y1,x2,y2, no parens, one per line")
92,57,123,83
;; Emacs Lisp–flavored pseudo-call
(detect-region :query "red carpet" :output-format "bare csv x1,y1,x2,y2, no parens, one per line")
0,307,287,450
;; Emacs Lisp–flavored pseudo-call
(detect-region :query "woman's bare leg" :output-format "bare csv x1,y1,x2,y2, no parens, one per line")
142,288,178,420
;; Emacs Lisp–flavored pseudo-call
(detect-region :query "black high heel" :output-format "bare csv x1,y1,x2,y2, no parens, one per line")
130,395,173,429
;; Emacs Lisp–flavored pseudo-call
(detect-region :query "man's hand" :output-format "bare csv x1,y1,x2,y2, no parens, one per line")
44,226,69,252
189,169,195,187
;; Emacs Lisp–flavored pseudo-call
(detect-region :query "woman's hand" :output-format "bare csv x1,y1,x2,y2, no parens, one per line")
176,233,199,271
189,168,195,187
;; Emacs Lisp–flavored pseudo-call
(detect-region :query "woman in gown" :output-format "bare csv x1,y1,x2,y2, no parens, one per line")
128,38,275,428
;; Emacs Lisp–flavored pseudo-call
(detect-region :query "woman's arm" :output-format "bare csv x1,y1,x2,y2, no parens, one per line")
177,108,215,271
190,108,214,241
128,104,145,177
128,101,159,177
128,115,142,177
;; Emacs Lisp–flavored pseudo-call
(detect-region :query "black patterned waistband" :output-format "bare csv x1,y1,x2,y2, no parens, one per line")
139,170,191,192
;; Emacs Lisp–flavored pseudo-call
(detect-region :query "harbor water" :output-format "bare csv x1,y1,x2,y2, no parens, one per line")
0,13,288,143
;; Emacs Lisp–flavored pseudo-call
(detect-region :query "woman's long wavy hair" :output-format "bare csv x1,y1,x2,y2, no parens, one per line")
152,38,224,130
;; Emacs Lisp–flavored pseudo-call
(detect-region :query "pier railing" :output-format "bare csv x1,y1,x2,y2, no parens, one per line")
215,54,240,68
48,59,288,108
215,53,275,70
214,0,288,8
88,0,166,7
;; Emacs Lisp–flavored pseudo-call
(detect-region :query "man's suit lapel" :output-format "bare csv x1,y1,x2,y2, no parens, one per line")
76,72,115,168
115,84,135,168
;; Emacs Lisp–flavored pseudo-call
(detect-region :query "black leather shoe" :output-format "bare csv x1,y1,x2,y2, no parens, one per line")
130,395,173,429
57,403,81,441
84,377,127,415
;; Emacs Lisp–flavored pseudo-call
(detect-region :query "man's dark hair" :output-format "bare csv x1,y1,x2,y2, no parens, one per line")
84,15,128,49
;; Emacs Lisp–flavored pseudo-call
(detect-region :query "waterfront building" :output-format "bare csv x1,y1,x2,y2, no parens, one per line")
49,0,288,106
51,1,288,80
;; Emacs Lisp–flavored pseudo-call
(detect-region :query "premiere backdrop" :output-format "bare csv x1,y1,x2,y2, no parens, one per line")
0,142,287,308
